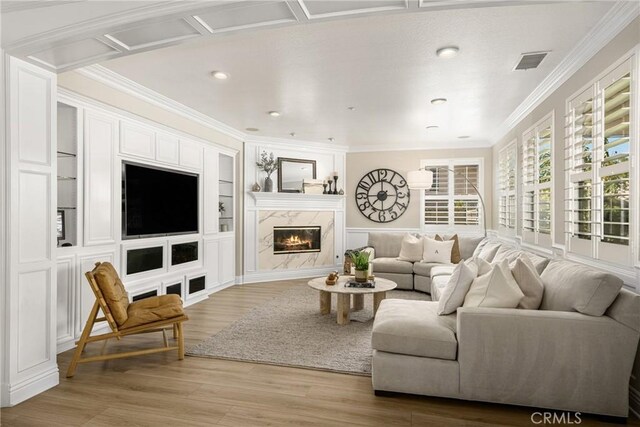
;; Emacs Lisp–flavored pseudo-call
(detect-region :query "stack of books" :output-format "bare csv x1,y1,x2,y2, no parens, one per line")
346,280,375,288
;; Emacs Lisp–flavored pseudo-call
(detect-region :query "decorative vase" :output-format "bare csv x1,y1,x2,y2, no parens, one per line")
252,182,261,192
354,269,368,283
263,176,273,192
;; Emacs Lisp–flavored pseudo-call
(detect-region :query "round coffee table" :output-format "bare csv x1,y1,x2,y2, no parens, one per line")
307,276,397,325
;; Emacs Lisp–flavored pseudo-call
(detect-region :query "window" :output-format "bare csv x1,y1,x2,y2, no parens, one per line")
421,159,483,231
498,140,517,233
565,58,634,266
521,113,553,247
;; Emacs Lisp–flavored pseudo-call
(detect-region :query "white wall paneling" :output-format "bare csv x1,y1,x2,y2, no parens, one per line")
4,57,58,406
156,133,179,165
83,110,117,246
219,237,235,285
119,120,156,160
203,237,220,288
56,256,76,353
179,140,203,170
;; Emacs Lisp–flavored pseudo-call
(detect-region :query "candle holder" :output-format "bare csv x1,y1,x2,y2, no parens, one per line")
327,179,333,194
333,175,339,194
322,183,328,194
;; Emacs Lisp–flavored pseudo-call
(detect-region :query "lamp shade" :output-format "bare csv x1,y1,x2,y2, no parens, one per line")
407,169,434,190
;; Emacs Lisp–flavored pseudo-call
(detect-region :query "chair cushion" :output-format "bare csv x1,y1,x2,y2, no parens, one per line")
430,264,456,278
413,262,446,277
371,257,414,274
435,234,461,263
368,232,405,258
92,262,129,326
456,235,486,260
431,275,450,301
372,299,458,360
540,260,623,316
120,294,185,329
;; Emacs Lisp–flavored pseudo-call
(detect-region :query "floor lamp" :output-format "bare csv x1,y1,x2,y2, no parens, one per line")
407,167,487,238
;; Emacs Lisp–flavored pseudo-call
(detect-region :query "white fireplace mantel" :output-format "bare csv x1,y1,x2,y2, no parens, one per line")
249,192,345,210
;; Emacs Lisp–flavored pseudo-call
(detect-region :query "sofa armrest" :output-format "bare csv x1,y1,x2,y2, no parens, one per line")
456,307,639,416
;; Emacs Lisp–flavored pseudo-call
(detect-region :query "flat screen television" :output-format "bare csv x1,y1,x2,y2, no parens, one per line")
123,162,199,239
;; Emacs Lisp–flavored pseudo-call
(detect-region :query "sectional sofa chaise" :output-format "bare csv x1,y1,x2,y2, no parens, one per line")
362,232,640,418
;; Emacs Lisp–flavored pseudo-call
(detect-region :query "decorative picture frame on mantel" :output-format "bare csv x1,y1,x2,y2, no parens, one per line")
277,157,317,193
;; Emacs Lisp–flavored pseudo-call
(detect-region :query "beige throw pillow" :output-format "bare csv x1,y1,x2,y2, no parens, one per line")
463,260,524,309
477,241,502,262
422,236,454,264
437,259,479,315
474,256,492,276
511,254,544,309
397,233,423,262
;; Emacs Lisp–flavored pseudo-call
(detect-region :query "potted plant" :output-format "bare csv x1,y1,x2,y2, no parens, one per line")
256,151,278,192
350,251,370,283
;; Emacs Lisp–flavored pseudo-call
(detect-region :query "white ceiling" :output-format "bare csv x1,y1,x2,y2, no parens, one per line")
1,1,626,149
97,1,614,149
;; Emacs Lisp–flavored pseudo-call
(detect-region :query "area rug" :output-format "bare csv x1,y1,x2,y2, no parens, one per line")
186,285,430,376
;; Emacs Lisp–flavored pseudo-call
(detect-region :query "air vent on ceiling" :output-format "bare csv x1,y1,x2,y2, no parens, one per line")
514,52,548,71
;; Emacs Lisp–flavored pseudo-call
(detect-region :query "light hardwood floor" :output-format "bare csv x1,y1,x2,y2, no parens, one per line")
1,280,637,426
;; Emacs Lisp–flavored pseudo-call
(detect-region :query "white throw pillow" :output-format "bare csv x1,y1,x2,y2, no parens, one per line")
463,260,524,308
422,236,454,264
437,259,479,315
511,254,544,309
477,241,501,262
397,233,423,262
474,256,492,276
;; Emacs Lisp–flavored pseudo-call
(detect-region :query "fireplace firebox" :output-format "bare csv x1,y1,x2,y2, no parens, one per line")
273,226,321,254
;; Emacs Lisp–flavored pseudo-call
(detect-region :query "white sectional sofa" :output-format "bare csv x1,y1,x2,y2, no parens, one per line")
369,236,640,418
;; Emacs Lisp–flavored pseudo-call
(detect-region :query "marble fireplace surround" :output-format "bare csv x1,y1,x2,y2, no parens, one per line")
243,193,345,283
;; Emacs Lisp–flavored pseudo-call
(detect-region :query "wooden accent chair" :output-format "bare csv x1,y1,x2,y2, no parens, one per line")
67,262,189,378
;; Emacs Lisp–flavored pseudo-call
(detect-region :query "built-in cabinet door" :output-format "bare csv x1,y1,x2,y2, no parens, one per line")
180,140,203,170
56,256,75,352
203,238,220,288
84,111,117,246
219,237,235,284
120,121,155,160
156,133,179,165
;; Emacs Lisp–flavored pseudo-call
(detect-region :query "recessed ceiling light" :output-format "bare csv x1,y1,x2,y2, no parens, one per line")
289,132,296,137
211,71,228,80
458,135,470,139
347,106,356,111
328,137,335,142
436,46,459,58
245,127,259,132
268,111,281,117
430,98,447,105
425,126,439,130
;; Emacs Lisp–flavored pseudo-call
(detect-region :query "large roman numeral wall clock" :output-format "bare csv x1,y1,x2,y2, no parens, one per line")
355,168,410,223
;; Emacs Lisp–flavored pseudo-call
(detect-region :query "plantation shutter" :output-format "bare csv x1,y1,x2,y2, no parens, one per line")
498,142,517,232
565,59,633,266
453,165,480,226
424,167,449,225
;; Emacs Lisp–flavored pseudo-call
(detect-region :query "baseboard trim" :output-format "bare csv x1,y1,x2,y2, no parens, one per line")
6,366,58,406
242,267,336,284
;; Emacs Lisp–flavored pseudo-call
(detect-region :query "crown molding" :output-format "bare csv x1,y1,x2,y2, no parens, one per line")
347,139,492,153
491,0,640,145
76,64,247,141
244,135,349,153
